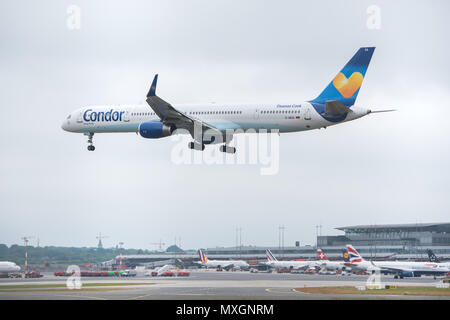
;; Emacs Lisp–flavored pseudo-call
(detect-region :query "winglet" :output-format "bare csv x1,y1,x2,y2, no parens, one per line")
147,74,158,97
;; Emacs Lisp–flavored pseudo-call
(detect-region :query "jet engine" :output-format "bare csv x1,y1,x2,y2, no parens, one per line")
139,121,175,139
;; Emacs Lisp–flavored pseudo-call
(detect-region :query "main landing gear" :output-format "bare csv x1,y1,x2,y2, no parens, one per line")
188,141,205,151
85,132,95,151
219,144,236,154
188,142,236,153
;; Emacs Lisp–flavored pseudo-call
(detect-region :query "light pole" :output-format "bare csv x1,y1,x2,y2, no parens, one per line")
118,242,124,269
21,236,34,274
278,226,285,257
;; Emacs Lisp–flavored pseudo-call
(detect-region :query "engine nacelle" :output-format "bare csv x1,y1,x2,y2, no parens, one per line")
401,271,414,278
139,121,175,139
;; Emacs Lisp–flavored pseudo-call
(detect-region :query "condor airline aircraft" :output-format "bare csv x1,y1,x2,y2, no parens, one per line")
61,47,392,152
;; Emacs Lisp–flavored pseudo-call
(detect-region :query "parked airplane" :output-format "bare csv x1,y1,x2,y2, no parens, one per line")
346,245,449,279
0,261,20,273
265,249,319,270
62,47,393,152
197,250,249,270
316,249,350,271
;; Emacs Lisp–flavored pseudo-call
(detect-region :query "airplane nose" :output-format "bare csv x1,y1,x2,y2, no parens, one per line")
61,120,69,131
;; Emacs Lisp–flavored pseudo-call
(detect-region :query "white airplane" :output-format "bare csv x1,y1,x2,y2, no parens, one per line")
197,250,249,270
265,249,318,270
346,245,450,279
62,47,392,152
316,249,350,272
0,261,21,273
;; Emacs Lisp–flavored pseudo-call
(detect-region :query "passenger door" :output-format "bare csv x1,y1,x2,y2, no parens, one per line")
303,106,311,120
123,110,130,122
77,110,83,123
254,108,260,120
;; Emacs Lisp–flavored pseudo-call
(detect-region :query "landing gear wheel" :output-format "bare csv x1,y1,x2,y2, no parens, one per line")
188,142,205,151
220,145,236,154
85,132,95,151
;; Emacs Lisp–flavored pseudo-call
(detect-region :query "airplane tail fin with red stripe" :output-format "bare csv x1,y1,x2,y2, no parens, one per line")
317,249,329,261
346,244,365,263
197,249,208,263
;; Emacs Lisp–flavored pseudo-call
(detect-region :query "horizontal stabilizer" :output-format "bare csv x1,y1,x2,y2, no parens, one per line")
369,109,396,113
325,100,351,117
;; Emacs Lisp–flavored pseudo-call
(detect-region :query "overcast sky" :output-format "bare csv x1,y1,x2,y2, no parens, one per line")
0,0,449,250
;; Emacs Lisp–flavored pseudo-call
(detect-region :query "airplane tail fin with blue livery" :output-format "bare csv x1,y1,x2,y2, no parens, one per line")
342,248,350,263
266,249,278,262
310,47,375,107
346,244,365,264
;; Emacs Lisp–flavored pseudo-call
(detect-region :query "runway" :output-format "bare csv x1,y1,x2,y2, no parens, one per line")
0,271,448,300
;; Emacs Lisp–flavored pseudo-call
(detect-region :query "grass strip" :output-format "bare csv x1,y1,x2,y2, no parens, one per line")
0,282,153,290
294,286,450,296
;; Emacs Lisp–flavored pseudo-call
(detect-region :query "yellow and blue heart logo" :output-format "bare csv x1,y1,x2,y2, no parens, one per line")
333,72,364,98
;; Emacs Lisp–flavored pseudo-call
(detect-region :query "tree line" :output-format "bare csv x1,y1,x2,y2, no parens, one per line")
0,244,153,267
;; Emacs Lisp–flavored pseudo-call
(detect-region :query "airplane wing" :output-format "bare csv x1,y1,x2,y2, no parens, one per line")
370,261,397,273
146,74,222,142
292,262,312,271
223,264,235,271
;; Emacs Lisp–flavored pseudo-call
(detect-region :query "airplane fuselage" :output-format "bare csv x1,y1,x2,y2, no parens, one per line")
265,260,318,270
319,260,348,271
61,103,370,135
202,260,249,269
0,262,21,273
348,260,450,276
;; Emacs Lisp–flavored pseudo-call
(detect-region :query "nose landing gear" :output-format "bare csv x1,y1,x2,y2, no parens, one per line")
85,132,95,151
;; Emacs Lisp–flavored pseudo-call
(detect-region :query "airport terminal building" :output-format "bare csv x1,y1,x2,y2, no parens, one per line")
317,222,450,259
110,222,450,267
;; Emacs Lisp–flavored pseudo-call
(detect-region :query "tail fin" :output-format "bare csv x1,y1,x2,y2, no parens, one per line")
317,249,329,261
346,245,364,263
266,249,278,262
427,249,440,263
342,248,350,263
310,47,375,107
197,249,208,263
